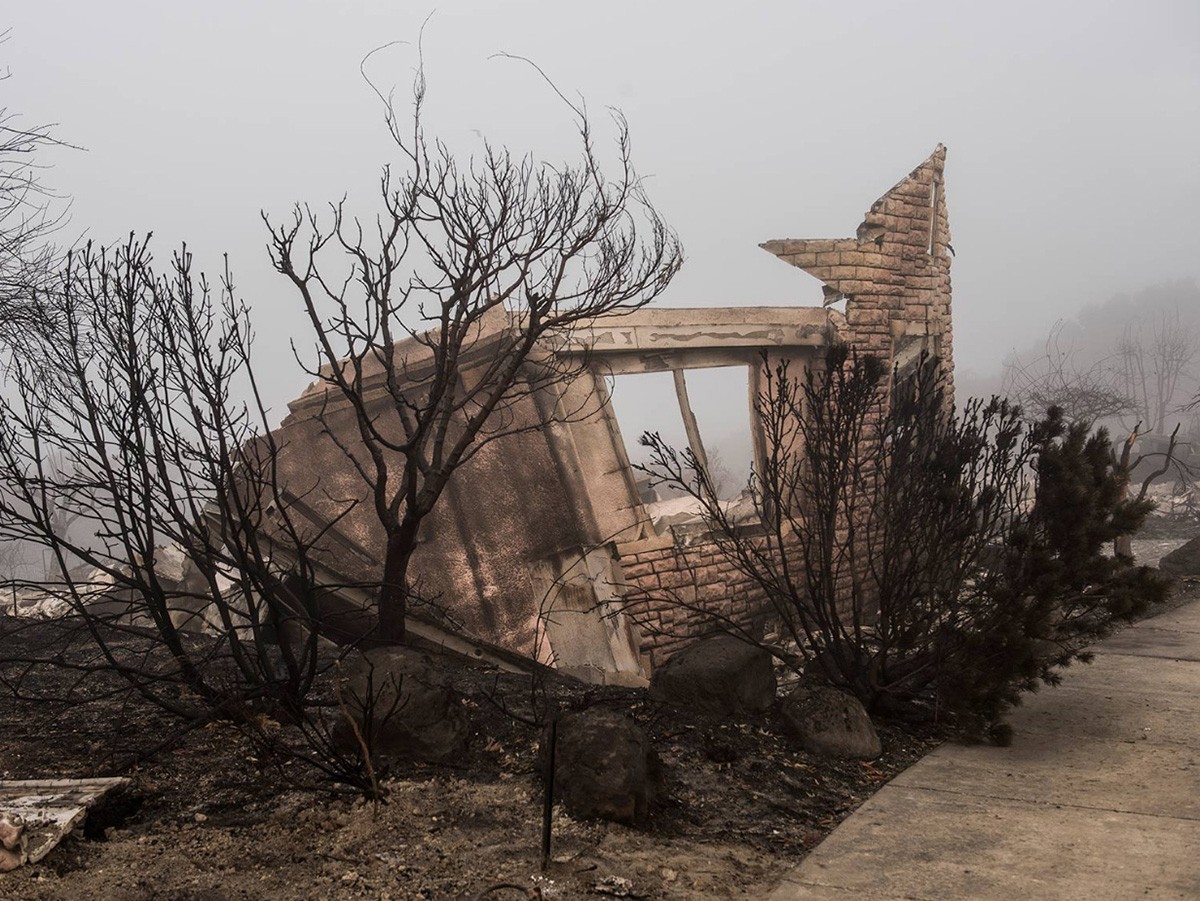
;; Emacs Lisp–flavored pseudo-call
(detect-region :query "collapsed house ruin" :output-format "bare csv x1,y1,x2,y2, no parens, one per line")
269,146,954,684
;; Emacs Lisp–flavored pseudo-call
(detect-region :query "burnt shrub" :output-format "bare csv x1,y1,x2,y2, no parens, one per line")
639,345,1168,734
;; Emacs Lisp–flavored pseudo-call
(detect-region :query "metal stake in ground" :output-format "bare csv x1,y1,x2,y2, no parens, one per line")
541,711,559,872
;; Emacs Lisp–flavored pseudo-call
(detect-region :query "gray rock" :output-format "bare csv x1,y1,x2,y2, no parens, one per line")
549,708,658,826
650,634,776,717
1157,535,1200,577
336,647,469,763
781,684,882,759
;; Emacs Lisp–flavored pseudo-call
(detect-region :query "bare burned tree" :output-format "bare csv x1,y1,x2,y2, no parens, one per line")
1003,320,1135,428
0,30,75,347
1116,310,1196,437
265,61,681,642
0,237,384,793
640,348,1166,734
1007,314,1198,555
1108,315,1197,551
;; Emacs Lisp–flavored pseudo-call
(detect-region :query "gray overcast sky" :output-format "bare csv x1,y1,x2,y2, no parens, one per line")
4,0,1199,413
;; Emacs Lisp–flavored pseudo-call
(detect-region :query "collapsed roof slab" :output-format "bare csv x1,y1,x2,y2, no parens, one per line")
0,778,130,871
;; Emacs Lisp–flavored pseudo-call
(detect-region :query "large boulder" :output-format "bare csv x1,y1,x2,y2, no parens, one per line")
650,634,776,717
1158,535,1200,578
781,684,881,759
549,708,658,826
336,647,469,764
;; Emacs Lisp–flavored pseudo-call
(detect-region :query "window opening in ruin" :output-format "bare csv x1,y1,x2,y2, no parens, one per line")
824,291,848,314
679,366,754,501
606,370,687,503
607,365,755,531
893,334,927,382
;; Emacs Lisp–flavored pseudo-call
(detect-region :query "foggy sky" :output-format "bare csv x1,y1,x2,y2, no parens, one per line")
4,0,1199,416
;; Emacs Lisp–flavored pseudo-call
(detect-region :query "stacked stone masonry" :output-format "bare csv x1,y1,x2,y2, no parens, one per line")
761,143,953,384
617,534,771,669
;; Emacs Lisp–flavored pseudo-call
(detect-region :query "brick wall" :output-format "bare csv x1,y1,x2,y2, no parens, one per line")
761,145,954,383
616,531,772,670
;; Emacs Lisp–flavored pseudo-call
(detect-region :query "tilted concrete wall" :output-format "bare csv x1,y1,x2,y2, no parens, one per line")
271,370,603,660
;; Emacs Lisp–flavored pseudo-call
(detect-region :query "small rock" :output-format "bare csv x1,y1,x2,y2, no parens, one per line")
0,813,24,851
0,847,23,874
192,813,207,824
594,875,636,897
650,634,776,717
781,683,881,759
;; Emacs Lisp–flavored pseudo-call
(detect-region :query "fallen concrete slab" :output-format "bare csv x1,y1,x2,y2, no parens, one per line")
0,777,129,872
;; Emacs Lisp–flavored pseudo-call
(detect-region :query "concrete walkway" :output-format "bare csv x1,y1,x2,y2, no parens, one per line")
769,600,1200,900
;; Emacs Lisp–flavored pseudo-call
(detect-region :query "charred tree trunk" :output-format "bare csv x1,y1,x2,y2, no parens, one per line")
1115,429,1138,559
1115,423,1179,559
266,58,680,649
378,521,419,643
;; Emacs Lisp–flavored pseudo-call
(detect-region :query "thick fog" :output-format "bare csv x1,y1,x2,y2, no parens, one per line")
4,0,1198,424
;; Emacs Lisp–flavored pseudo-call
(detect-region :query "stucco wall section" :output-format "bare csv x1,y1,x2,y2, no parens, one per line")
272,379,595,659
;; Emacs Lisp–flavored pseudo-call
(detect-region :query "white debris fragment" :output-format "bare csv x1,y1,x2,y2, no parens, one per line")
0,777,130,871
